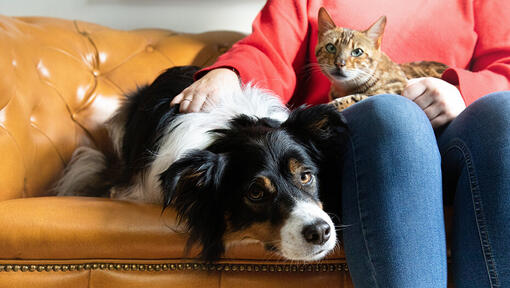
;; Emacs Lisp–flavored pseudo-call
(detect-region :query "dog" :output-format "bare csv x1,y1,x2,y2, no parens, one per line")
56,66,348,261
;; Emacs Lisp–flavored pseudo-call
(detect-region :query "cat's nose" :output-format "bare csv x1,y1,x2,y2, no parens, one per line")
336,59,346,67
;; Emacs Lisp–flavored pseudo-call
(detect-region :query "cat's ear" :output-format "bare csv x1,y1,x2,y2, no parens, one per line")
365,16,387,49
318,7,336,36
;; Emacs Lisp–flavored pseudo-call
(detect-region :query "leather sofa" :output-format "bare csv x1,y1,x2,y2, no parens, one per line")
0,15,354,287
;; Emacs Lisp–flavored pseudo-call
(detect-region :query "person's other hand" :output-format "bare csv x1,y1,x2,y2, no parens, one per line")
170,68,241,113
403,77,466,129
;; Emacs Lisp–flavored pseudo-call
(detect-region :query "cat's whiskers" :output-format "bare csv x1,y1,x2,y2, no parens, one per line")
301,63,330,76
352,68,377,83
299,63,331,82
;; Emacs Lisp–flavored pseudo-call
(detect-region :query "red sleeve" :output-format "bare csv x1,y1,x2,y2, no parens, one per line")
195,0,310,104
442,0,510,106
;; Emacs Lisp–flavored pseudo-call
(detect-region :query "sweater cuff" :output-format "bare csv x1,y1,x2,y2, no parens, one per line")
442,67,506,106
194,65,241,82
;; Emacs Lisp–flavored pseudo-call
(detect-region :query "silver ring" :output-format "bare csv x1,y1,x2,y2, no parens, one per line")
181,99,192,102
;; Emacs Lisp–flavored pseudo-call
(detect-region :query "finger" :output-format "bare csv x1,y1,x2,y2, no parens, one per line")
423,103,442,120
198,100,209,112
171,93,185,106
179,98,192,113
430,114,449,129
406,77,423,85
200,95,218,112
413,91,434,110
188,95,206,113
403,80,427,101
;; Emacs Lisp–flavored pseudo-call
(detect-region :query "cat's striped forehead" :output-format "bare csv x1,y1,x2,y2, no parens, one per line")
337,28,354,45
319,28,373,50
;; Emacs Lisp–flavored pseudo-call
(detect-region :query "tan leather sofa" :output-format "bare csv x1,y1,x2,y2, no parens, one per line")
0,16,354,287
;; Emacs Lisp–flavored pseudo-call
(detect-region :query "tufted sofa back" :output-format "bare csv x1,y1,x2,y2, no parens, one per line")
0,16,244,201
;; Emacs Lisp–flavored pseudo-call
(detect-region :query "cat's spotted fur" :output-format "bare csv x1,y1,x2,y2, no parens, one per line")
315,7,447,111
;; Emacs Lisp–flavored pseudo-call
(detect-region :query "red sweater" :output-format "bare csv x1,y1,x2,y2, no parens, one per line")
199,0,510,107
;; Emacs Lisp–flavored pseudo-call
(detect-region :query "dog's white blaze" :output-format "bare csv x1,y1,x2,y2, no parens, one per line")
280,201,337,261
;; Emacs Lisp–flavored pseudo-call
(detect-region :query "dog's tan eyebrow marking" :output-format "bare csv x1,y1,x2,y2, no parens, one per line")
258,176,276,194
182,170,206,187
184,170,205,179
288,158,304,175
309,116,329,131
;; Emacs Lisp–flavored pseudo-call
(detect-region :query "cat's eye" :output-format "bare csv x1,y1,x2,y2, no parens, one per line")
325,43,336,54
351,48,364,57
300,172,314,185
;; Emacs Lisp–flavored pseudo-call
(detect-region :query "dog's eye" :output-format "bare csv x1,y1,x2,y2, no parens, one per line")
300,172,314,185
247,189,265,202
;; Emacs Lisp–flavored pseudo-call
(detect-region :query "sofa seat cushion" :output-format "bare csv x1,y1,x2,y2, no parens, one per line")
0,196,345,262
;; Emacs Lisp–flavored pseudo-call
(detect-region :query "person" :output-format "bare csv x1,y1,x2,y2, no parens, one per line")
171,1,510,287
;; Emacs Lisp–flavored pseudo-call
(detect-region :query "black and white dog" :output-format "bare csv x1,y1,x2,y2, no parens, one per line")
57,66,347,261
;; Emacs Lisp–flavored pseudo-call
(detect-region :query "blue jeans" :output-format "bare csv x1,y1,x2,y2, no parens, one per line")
340,92,510,287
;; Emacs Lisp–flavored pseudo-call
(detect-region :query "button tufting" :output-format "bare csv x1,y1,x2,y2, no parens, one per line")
99,52,108,63
92,69,100,77
146,45,154,53
36,60,50,78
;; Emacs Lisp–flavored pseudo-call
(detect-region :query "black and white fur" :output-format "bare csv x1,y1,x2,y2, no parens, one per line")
56,66,348,261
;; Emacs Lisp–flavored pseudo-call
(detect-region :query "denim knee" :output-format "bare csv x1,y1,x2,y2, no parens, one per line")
343,94,435,143
466,91,510,128
341,94,440,173
441,91,510,150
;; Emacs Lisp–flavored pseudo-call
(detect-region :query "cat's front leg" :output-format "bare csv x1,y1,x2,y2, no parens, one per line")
329,94,369,111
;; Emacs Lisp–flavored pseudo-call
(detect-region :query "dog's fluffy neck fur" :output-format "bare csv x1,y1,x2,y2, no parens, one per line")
59,84,289,203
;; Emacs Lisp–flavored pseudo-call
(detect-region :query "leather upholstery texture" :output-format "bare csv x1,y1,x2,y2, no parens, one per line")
0,15,354,287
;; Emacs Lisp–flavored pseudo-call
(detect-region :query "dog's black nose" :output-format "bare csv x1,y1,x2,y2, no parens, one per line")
302,220,331,245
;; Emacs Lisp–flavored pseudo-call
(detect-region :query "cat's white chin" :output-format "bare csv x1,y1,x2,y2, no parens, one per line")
330,74,356,83
329,69,357,81
329,69,371,84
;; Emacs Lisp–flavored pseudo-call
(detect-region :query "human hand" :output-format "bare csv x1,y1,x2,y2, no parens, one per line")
170,68,241,113
402,77,466,129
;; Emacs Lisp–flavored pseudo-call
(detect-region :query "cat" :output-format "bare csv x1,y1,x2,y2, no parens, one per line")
315,7,448,111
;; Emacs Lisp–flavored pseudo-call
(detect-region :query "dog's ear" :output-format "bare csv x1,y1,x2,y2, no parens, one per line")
160,150,227,261
282,104,348,159
282,104,349,221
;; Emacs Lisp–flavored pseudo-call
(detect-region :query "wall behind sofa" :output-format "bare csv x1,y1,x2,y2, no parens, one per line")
0,0,266,33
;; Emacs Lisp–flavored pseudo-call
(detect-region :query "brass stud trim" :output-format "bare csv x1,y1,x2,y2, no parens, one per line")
0,262,348,273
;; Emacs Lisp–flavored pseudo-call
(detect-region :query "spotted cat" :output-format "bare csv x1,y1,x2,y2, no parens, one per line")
315,7,448,111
